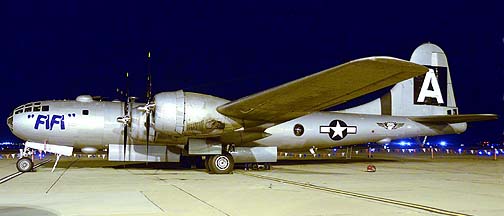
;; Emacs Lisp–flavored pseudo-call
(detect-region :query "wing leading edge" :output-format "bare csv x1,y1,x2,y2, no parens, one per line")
218,57,428,127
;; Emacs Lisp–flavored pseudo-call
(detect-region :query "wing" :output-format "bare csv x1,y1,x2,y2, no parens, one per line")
410,114,498,123
217,57,428,127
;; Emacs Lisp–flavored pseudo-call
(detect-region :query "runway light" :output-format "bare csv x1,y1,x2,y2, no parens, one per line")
487,151,492,156
478,151,483,155
439,141,447,146
458,148,462,154
399,141,406,146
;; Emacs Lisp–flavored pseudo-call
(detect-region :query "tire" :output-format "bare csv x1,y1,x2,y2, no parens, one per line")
208,153,234,174
17,157,33,172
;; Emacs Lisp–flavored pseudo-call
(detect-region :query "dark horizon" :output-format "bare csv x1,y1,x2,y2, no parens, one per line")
1,1,503,144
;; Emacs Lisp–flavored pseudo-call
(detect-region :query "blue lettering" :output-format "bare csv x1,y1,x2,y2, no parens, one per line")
34,114,66,131
50,115,65,130
34,115,49,130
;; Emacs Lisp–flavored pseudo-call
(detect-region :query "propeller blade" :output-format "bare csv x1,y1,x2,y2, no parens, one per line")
146,112,150,165
145,51,152,166
123,124,128,163
146,51,152,103
123,71,130,166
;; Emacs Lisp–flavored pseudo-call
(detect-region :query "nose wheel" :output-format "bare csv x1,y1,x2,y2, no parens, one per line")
16,157,34,172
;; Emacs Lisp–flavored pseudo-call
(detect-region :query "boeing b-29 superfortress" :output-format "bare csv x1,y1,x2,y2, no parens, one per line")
6,43,497,174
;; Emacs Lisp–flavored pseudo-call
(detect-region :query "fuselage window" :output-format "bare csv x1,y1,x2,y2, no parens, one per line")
33,106,41,112
82,110,89,115
42,105,49,111
293,124,305,136
24,107,32,112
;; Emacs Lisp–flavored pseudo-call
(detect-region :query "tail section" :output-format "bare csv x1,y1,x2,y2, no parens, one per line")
342,43,458,116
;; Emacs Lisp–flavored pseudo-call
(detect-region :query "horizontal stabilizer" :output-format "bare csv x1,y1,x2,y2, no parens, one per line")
410,114,498,124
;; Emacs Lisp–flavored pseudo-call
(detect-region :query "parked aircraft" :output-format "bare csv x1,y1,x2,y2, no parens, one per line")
7,43,497,174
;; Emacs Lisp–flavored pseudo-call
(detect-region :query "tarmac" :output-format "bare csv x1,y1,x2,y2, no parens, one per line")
0,153,503,216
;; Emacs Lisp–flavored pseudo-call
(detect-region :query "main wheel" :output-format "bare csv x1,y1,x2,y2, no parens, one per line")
17,157,33,172
208,153,234,174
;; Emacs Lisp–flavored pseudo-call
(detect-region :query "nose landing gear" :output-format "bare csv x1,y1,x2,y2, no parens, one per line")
16,157,34,172
16,147,35,172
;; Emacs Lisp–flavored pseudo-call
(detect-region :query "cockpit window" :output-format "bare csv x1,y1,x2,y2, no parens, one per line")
82,110,89,115
24,107,32,112
33,106,41,112
34,102,41,105
15,109,23,114
42,105,49,111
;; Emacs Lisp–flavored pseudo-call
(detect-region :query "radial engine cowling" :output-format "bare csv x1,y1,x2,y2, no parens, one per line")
153,90,238,136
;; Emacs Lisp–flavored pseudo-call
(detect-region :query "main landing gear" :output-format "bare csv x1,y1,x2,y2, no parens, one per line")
205,152,234,174
16,147,34,172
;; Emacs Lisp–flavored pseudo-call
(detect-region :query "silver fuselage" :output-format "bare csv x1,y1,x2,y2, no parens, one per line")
7,96,466,151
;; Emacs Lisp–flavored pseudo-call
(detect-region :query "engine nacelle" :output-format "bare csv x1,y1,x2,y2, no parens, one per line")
153,90,239,137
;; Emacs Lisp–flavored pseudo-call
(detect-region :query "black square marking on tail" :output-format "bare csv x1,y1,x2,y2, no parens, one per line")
413,66,447,106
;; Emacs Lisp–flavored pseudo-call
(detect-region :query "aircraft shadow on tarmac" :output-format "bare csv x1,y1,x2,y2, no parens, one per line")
39,157,403,173
0,206,58,216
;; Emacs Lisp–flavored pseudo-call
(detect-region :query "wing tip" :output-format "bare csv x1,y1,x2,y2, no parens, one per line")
358,56,429,72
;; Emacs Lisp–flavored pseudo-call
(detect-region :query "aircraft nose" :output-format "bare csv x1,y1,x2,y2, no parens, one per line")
7,110,13,131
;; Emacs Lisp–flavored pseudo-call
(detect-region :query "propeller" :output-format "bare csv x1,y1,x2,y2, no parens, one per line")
143,51,155,165
116,72,132,167
116,52,156,167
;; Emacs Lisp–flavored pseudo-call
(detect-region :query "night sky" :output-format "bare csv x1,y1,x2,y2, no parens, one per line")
1,1,503,145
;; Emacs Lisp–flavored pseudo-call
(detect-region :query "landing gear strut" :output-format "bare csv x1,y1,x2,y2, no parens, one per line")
207,152,234,174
